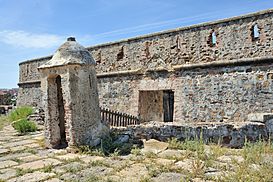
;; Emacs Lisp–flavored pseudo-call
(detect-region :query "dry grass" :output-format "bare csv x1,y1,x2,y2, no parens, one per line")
221,139,273,181
35,138,46,148
166,137,273,181
0,115,10,130
1,125,272,181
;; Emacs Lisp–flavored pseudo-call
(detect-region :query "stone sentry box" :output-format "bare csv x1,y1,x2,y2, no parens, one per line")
38,37,108,149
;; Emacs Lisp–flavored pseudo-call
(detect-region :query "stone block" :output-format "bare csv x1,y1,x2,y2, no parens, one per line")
54,153,82,161
113,135,129,145
80,156,104,164
265,119,273,135
18,155,42,162
154,158,175,166
0,148,9,154
158,149,187,159
0,160,18,169
217,155,244,163
8,171,55,182
142,139,169,154
247,113,273,123
0,169,17,180
45,178,62,182
151,172,186,182
14,158,62,170
118,163,148,181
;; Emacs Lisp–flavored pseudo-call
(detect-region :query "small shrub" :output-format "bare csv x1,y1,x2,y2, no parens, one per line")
12,119,37,134
139,176,152,182
9,106,33,121
209,144,228,159
131,145,142,156
146,164,161,177
168,137,205,153
191,159,205,178
109,148,120,159
145,151,157,158
79,146,105,156
168,138,183,149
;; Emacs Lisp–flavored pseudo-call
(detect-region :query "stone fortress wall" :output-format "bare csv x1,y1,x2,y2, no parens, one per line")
18,9,273,123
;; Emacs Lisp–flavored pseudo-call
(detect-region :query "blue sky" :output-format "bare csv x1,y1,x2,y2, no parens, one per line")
0,0,273,88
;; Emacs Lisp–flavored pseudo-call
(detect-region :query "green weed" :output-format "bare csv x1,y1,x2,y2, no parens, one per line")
16,168,34,176
242,138,273,164
24,148,38,154
12,119,37,134
168,137,205,153
42,164,53,173
131,145,142,156
9,106,33,121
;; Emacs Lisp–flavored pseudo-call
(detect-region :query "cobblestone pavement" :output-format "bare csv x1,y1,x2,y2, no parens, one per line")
0,125,272,182
0,125,183,182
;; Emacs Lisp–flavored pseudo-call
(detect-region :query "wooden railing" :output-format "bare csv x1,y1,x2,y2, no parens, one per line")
100,107,140,127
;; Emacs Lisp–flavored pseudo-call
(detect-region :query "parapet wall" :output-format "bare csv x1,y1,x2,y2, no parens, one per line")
91,9,273,74
19,9,273,83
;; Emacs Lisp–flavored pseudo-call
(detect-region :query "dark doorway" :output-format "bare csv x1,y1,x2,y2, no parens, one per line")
163,90,174,122
56,75,67,148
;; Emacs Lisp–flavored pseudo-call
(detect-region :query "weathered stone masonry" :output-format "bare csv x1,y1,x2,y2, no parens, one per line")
39,38,109,148
18,9,273,123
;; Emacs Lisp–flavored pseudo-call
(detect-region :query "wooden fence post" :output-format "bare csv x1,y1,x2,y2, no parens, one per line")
100,107,140,127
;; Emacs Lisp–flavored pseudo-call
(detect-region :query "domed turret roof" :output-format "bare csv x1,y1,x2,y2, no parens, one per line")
39,37,96,69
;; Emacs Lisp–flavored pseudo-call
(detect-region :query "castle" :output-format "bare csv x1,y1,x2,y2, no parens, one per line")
18,9,273,124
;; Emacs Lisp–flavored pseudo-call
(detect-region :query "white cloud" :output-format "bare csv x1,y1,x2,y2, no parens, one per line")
91,6,253,40
0,30,64,48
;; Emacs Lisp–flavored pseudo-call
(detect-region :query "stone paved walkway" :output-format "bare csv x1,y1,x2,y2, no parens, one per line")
0,125,184,182
0,125,272,182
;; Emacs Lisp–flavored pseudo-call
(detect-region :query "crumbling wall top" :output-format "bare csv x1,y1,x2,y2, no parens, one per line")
20,8,273,66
